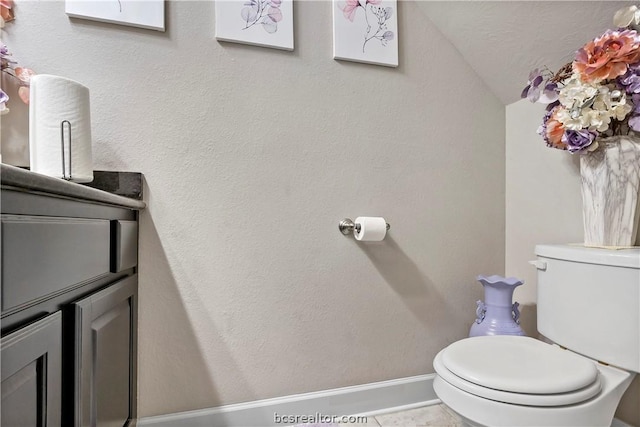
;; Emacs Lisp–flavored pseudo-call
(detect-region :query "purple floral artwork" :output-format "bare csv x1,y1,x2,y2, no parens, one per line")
333,0,398,67
215,0,294,51
364,6,395,53
241,0,282,34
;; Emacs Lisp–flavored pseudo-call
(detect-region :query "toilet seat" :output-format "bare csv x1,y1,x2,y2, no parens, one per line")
434,336,602,407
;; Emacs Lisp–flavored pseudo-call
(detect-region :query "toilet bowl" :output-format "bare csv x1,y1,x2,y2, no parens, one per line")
433,335,635,427
433,244,640,427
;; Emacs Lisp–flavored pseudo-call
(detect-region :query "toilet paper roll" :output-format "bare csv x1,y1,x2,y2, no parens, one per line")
29,74,93,183
354,217,387,241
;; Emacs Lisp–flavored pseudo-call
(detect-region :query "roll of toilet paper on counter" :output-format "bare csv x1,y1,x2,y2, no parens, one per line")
354,217,387,241
29,74,93,183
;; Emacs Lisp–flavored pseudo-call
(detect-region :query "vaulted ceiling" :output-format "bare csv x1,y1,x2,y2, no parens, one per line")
417,1,638,105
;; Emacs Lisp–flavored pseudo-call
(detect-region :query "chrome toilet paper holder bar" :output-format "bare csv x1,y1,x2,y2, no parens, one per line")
339,218,391,236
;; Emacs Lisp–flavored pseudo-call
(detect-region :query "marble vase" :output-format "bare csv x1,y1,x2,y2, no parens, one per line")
580,135,640,248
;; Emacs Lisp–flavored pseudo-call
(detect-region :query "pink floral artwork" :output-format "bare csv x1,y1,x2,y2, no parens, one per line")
333,0,398,67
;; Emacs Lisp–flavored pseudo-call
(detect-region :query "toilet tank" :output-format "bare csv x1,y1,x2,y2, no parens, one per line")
535,244,640,373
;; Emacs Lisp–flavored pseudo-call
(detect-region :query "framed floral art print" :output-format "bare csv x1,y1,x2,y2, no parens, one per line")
215,0,294,51
65,0,165,31
333,0,398,67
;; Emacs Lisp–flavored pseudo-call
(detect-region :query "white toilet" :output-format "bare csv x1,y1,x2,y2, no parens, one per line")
433,244,640,427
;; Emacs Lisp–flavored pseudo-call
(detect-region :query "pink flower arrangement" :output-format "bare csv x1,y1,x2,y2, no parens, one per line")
0,0,35,114
574,29,640,83
523,5,640,153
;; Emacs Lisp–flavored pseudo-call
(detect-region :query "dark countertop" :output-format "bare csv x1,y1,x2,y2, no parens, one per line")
82,170,143,200
1,164,146,210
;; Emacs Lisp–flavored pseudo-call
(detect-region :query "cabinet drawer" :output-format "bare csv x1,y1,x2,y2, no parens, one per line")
112,220,138,273
1,216,110,312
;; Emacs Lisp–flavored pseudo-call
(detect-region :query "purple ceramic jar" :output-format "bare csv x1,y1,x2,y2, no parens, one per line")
469,275,526,337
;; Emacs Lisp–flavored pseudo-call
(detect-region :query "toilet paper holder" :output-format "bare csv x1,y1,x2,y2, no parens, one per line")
60,120,73,181
339,218,390,236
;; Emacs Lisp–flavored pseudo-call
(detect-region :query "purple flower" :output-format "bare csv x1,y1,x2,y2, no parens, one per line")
0,88,9,114
521,68,559,103
537,108,553,139
632,93,640,112
618,62,640,93
541,82,559,103
561,129,598,153
0,43,16,71
521,69,544,101
545,100,561,112
629,114,640,131
627,94,640,131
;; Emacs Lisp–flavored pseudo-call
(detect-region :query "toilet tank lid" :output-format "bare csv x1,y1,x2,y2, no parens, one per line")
535,244,640,269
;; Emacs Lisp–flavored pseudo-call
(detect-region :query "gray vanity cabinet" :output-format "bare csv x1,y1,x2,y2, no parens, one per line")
1,165,145,427
73,275,137,427
1,312,63,427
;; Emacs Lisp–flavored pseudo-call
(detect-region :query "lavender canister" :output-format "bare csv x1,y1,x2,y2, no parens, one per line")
469,275,525,337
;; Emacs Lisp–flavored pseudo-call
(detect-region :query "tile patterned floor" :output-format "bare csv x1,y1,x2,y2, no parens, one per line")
335,406,631,427
339,405,464,427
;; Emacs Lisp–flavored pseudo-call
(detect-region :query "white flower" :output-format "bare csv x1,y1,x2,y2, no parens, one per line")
556,108,589,130
558,74,599,108
614,5,640,30
595,84,633,122
600,85,633,121
556,77,633,132
584,109,611,132
612,103,633,121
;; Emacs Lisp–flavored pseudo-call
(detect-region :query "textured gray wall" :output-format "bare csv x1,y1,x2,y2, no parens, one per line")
1,1,505,418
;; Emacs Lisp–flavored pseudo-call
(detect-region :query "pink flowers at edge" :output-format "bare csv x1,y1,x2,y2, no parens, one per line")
340,0,361,22
339,0,381,23
545,107,568,150
0,3,36,112
574,29,640,83
0,0,14,25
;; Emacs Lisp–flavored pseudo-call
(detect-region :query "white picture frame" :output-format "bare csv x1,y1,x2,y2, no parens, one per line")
215,0,294,51
65,0,165,32
332,0,398,67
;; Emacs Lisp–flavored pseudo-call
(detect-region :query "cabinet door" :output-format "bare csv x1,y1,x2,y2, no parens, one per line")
1,312,62,427
73,275,137,427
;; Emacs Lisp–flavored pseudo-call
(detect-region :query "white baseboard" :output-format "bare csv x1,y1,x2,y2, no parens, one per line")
137,374,438,427
611,419,632,427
